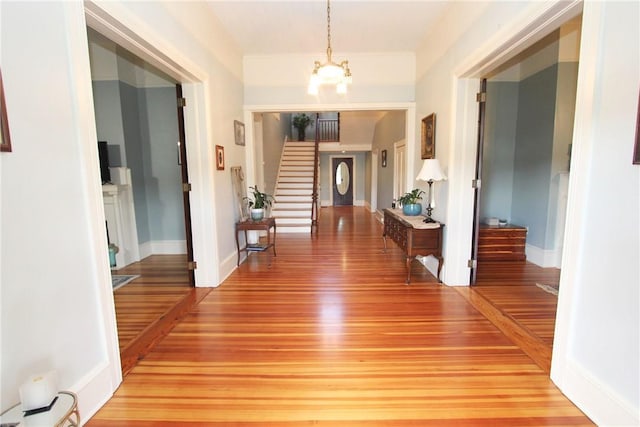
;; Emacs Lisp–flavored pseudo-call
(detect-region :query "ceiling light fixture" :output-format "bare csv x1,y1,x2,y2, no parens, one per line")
308,0,352,95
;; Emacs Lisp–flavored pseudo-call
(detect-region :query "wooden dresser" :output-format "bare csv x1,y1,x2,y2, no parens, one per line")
478,224,527,261
382,209,444,284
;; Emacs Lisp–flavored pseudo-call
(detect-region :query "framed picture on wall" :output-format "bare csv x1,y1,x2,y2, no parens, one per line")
216,145,225,170
634,92,640,165
0,70,12,153
421,113,436,159
381,149,387,167
234,120,245,146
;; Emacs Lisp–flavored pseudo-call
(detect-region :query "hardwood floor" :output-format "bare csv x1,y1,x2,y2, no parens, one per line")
90,207,592,425
112,255,210,375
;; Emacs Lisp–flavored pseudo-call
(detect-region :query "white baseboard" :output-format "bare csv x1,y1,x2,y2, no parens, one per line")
526,243,559,268
139,240,187,259
552,359,639,426
71,361,120,425
217,249,239,285
321,199,364,207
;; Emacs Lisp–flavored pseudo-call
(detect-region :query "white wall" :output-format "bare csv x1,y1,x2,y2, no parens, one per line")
415,0,639,424
1,0,245,420
551,1,639,424
244,52,416,106
1,0,121,415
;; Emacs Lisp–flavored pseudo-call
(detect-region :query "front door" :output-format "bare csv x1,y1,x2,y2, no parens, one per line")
332,157,353,206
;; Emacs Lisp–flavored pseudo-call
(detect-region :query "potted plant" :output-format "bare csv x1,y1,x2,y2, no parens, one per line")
244,185,274,221
397,189,425,216
292,113,312,141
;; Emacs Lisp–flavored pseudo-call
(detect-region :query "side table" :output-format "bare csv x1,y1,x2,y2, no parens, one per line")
235,217,277,266
0,391,80,426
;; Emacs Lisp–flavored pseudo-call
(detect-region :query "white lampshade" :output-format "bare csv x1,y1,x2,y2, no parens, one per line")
416,159,446,182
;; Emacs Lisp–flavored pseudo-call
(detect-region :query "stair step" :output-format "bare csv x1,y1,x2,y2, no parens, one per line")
275,189,313,196
275,195,312,202
273,202,312,209
278,177,314,183
275,217,312,225
285,142,316,147
280,171,313,181
282,161,314,166
272,210,312,218
280,165,313,173
277,183,313,189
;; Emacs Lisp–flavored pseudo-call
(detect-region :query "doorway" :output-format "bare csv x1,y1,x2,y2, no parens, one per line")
87,28,196,369
332,157,354,206
393,140,407,200
468,16,581,362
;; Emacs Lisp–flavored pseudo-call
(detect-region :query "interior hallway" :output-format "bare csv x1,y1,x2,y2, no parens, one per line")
94,207,591,425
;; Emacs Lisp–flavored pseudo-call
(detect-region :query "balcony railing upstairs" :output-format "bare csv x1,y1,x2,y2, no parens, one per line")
316,118,339,142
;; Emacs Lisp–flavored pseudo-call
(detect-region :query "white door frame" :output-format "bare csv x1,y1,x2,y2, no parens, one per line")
370,150,378,212
393,139,407,201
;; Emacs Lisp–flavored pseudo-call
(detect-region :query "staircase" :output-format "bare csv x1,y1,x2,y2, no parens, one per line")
271,141,316,233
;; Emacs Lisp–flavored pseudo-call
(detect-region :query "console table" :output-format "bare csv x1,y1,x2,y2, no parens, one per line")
235,217,277,266
382,209,444,284
0,391,79,426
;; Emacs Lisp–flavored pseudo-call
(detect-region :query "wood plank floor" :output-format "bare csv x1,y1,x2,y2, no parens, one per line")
112,255,209,374
90,207,592,426
471,261,561,366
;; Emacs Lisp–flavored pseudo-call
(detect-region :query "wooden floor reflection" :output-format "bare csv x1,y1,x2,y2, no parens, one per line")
92,207,591,426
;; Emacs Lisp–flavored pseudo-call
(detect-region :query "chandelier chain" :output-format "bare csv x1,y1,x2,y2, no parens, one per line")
326,0,332,53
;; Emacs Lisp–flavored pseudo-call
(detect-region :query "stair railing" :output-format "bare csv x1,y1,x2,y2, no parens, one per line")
311,114,320,232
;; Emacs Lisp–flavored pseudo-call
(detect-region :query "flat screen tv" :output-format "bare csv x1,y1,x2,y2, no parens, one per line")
98,141,111,184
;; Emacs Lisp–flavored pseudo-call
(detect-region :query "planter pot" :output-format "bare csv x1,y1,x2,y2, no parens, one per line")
402,203,422,216
251,208,265,221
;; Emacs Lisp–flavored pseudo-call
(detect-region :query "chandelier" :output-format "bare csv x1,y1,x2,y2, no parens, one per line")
308,0,352,95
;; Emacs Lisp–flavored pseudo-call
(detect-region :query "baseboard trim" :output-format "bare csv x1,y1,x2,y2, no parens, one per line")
139,240,187,259
526,244,559,268
71,361,119,425
552,358,639,426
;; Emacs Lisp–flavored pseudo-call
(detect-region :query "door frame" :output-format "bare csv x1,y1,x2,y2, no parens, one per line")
370,150,379,212
331,157,354,206
85,2,220,288
393,139,407,201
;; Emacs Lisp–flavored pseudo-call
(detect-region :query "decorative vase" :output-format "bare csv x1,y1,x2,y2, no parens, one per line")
402,203,422,216
251,208,265,221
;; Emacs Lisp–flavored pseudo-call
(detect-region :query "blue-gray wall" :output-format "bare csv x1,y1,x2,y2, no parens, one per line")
92,81,183,246
372,111,406,210
511,65,558,249
481,61,577,251
138,87,184,242
481,82,518,221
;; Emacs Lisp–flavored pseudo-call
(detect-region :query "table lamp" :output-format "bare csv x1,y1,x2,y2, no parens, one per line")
416,159,446,223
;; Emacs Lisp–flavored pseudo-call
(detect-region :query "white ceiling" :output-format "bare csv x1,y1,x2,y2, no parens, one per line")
205,1,450,55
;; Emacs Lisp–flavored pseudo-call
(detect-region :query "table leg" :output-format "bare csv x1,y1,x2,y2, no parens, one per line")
235,227,241,266
405,256,412,285
272,223,277,257
436,256,443,283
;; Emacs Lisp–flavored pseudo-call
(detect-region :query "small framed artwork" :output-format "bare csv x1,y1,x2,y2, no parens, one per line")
215,145,225,170
421,113,436,159
381,149,387,167
633,92,640,165
1,70,12,153
234,120,245,146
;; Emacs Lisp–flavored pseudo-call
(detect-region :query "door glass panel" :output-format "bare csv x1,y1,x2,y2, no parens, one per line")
336,161,350,195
